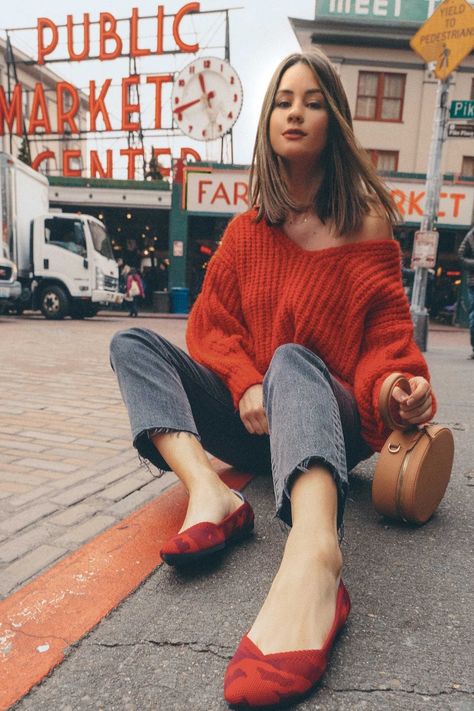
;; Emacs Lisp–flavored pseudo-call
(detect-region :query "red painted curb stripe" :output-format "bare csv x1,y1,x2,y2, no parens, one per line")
0,462,253,711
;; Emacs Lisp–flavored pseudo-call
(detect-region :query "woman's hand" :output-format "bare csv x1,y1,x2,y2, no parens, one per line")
390,376,433,425
238,384,269,435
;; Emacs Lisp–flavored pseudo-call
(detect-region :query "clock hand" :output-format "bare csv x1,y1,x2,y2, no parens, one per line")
173,91,215,115
198,72,206,94
198,75,215,109
173,97,201,114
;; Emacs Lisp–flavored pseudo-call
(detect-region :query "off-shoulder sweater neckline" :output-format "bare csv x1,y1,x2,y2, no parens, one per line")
269,222,399,258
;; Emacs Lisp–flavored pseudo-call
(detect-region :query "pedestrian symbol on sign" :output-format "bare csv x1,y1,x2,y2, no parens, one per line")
438,43,451,69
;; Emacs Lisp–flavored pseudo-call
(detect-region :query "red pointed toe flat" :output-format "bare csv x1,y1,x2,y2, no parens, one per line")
160,490,254,566
224,580,350,709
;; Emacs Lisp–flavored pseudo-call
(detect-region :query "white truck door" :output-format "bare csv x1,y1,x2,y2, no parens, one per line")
40,216,91,294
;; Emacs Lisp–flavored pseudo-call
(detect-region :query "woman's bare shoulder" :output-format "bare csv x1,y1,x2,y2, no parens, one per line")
356,207,394,242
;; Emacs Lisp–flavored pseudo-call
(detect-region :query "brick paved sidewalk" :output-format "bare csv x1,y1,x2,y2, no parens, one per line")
0,313,186,598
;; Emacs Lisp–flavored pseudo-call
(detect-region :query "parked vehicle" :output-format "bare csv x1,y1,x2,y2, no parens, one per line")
0,152,122,319
0,257,21,315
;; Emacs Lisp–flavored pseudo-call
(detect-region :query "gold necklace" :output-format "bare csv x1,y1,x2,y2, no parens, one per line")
286,208,314,226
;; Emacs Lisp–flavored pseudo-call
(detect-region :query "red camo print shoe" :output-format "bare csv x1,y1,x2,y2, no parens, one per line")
160,490,254,566
224,580,350,709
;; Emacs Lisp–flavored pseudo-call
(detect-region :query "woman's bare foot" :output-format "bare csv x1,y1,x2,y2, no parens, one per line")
247,529,343,654
179,477,244,532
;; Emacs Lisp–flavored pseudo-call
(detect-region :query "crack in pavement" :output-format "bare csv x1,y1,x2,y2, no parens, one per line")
91,639,233,659
329,686,473,697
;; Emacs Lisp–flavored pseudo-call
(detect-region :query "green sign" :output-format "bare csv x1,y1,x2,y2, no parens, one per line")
450,100,474,119
316,0,473,24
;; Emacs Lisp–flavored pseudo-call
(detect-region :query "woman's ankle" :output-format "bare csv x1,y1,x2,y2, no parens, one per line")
284,527,343,573
184,467,225,494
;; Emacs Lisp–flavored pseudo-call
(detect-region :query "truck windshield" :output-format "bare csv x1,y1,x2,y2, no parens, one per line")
89,221,114,260
45,218,87,258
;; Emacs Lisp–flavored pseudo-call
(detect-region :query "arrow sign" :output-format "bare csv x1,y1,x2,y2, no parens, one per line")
450,100,474,118
410,0,474,80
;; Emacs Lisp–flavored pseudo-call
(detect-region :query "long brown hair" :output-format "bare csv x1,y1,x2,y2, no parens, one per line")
249,50,399,235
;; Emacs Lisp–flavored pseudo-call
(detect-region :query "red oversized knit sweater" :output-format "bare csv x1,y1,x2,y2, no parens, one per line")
186,210,433,452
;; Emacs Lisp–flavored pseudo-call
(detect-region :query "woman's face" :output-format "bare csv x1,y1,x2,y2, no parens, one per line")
269,62,329,166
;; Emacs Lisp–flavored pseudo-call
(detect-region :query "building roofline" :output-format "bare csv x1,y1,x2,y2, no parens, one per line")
290,16,421,50
48,175,171,191
290,16,474,57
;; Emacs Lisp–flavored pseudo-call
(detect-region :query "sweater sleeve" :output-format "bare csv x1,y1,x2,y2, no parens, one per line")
186,221,263,408
353,254,436,452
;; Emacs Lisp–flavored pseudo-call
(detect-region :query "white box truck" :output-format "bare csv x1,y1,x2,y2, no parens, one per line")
0,152,122,319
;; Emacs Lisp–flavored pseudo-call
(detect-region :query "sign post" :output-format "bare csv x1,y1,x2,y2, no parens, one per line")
409,0,474,350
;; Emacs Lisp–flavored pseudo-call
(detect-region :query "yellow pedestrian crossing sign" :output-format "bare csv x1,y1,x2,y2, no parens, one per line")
410,0,474,80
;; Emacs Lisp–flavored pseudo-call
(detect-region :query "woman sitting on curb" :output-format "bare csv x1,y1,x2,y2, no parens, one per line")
110,49,434,709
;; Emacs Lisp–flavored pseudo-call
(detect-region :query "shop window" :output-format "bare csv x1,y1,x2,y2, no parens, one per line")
367,149,399,173
461,156,474,178
355,72,406,122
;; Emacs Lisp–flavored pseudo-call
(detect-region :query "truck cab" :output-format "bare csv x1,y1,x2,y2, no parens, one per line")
0,152,122,319
33,213,122,319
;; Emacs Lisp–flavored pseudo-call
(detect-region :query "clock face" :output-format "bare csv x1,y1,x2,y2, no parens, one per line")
171,56,243,141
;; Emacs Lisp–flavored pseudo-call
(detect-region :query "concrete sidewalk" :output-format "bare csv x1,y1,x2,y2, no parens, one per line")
4,326,473,711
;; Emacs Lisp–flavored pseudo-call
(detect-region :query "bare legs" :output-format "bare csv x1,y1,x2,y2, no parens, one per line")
153,429,341,653
151,431,243,532
247,466,342,653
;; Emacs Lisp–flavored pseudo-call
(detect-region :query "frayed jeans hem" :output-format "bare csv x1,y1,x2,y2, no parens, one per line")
275,455,348,539
133,426,201,477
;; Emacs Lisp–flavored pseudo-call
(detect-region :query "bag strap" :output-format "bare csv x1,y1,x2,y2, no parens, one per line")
378,372,414,432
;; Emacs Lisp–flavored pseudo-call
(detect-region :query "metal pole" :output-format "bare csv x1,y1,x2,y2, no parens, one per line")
224,9,234,165
410,76,450,351
6,33,14,155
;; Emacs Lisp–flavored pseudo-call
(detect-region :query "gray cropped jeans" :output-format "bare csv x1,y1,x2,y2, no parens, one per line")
109,328,371,530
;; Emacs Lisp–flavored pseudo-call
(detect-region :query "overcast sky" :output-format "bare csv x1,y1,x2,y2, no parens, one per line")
0,1,314,176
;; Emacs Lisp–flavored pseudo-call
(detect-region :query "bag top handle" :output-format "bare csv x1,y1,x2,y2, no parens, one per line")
379,372,413,432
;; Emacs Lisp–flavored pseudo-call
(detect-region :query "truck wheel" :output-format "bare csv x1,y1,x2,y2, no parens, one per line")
84,304,100,318
40,285,69,320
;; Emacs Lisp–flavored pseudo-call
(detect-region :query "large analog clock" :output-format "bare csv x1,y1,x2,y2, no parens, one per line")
171,56,243,141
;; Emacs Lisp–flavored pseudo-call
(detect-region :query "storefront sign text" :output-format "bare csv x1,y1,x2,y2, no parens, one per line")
185,169,249,213
185,168,474,227
388,179,474,225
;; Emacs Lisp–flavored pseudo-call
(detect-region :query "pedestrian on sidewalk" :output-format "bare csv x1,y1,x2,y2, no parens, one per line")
110,49,435,709
125,268,144,318
458,225,474,359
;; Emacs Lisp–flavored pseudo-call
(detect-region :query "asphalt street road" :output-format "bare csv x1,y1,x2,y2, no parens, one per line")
1,312,473,710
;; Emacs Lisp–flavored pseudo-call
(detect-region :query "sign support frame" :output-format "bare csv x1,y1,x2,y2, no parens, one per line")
410,76,451,351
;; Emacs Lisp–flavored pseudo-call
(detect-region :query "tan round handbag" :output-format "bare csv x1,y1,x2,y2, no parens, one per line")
372,373,454,525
